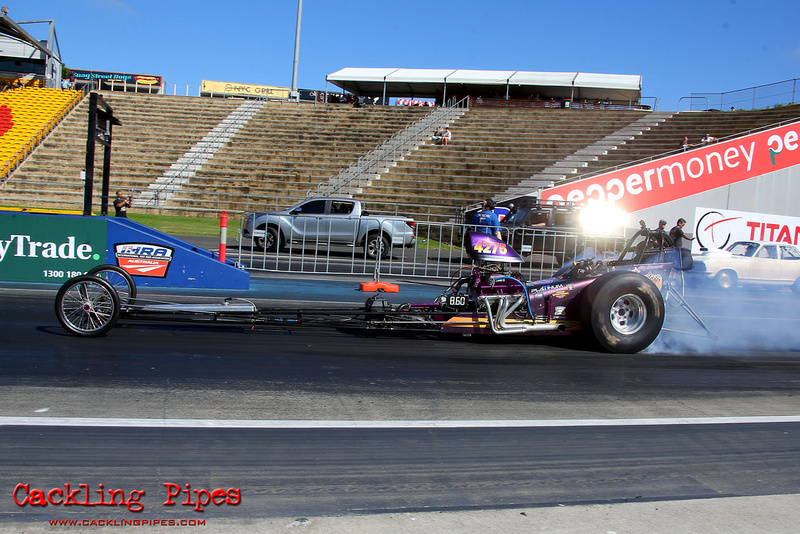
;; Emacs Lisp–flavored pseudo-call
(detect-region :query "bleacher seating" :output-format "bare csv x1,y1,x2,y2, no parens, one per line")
1,92,247,210
2,90,800,224
355,108,649,220
0,87,82,179
1,92,428,214
165,103,429,214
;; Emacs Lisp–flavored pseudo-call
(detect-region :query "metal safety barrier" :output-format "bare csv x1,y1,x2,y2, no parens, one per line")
235,213,626,282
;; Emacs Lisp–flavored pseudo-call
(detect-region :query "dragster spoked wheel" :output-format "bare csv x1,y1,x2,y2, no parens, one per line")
580,271,665,353
87,264,137,304
55,275,121,337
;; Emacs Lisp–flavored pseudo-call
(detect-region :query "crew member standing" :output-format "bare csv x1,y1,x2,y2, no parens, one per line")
670,217,695,270
669,218,694,249
472,199,503,240
114,190,133,217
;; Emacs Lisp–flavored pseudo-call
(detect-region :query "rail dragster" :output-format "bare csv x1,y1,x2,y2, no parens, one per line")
54,224,715,354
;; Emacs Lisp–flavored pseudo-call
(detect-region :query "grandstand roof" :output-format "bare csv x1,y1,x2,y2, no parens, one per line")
0,13,54,57
326,68,642,102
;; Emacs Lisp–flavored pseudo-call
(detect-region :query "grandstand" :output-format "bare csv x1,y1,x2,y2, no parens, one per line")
2,88,800,223
0,87,81,180
353,108,666,219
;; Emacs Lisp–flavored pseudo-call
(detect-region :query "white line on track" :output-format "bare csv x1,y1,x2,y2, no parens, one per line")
1,416,800,429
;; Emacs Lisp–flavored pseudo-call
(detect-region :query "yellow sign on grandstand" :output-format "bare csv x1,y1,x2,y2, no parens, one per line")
201,80,290,99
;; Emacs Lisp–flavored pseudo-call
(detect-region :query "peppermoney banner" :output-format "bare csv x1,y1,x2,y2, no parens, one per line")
542,120,800,212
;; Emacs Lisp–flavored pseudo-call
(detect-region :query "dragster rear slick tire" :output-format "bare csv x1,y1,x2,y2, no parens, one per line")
580,271,665,354
55,275,121,337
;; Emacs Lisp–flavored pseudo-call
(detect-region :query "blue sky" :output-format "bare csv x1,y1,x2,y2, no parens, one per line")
15,0,800,110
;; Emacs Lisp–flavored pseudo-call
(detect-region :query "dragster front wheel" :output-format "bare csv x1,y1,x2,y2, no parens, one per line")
55,275,120,337
87,264,137,305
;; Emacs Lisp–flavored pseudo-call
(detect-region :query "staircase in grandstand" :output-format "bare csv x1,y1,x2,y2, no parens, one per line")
137,97,267,208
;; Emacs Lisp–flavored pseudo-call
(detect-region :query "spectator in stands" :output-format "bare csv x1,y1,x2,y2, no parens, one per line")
69,73,76,90
61,78,69,90
472,199,503,240
431,127,442,144
701,134,717,145
114,190,133,217
681,136,692,151
441,127,451,146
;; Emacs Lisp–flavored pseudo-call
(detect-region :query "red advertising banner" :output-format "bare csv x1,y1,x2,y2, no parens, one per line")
542,120,800,212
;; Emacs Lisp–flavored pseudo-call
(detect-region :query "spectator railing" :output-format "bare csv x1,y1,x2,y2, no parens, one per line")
685,77,800,111
313,96,470,197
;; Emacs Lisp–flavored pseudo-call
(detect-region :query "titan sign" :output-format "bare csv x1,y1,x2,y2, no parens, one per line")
0,213,105,283
692,207,800,253
542,120,800,212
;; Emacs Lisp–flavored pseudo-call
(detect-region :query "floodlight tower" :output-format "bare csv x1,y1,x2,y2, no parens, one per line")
290,0,302,102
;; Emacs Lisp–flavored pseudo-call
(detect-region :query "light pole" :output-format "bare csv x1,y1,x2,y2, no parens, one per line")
290,0,302,102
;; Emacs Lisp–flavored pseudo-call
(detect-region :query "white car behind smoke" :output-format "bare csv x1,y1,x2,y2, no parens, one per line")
691,241,800,295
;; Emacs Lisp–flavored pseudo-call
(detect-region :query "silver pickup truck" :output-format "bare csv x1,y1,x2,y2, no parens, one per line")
242,197,416,259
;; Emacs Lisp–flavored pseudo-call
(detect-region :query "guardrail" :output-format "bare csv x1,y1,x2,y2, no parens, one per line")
687,77,799,111
314,96,470,197
235,213,626,282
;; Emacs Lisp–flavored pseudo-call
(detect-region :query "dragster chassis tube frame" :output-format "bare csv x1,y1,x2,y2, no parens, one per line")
53,266,487,338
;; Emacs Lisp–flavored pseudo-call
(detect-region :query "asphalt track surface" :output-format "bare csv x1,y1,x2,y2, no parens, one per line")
1,271,800,531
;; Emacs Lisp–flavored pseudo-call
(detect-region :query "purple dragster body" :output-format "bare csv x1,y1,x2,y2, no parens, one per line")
434,231,675,353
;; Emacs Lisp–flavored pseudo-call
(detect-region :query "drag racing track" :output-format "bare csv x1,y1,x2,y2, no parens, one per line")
1,283,800,524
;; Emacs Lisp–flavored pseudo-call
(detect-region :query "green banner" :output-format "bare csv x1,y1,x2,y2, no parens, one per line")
0,212,107,283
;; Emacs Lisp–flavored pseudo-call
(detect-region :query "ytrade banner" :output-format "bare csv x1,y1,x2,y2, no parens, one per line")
542,120,800,212
0,212,106,283
0,212,248,289
692,207,800,254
